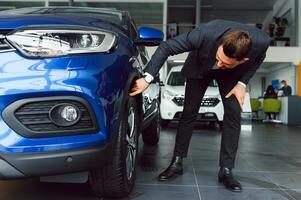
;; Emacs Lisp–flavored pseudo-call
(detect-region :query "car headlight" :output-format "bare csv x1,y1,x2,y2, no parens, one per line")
163,90,176,100
5,26,117,58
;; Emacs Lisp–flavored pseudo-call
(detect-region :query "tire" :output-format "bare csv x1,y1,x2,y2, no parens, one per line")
160,119,170,128
142,105,160,146
89,97,139,198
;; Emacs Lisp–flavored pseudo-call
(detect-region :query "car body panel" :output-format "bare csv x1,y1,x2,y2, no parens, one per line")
0,7,162,178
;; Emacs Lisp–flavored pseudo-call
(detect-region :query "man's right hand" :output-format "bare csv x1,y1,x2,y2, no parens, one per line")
129,77,150,96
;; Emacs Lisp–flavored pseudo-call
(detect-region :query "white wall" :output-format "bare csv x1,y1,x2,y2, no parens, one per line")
248,73,265,98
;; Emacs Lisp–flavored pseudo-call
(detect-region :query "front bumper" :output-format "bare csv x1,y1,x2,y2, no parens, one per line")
0,94,113,180
0,39,131,179
0,144,112,179
160,97,224,121
2,96,99,138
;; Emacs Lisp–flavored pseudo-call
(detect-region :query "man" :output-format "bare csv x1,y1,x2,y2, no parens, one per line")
130,20,270,192
279,80,292,96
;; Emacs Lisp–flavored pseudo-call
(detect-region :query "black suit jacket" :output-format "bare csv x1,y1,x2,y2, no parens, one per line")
144,20,271,85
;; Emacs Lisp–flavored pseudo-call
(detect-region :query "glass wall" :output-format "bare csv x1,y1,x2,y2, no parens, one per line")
0,0,164,31
167,0,298,46
0,1,44,10
49,1,164,30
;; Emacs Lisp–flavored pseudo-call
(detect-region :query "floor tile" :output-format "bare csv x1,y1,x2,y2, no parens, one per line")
199,187,295,200
285,189,301,200
265,173,301,190
195,170,279,189
122,184,200,200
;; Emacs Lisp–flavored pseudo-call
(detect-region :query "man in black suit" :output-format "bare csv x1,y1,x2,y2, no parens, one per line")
130,20,270,192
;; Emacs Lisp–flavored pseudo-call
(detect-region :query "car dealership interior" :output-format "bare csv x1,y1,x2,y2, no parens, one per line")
0,0,301,200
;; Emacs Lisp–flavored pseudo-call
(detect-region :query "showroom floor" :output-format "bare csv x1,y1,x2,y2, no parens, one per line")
0,122,301,200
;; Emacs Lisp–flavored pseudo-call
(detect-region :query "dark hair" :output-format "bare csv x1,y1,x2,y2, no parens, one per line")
281,80,286,84
220,30,252,61
266,85,275,94
264,85,277,99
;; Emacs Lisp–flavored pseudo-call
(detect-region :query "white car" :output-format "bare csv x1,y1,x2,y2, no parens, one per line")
160,66,252,128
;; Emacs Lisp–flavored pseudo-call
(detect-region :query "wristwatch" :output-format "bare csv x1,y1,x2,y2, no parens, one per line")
143,73,153,84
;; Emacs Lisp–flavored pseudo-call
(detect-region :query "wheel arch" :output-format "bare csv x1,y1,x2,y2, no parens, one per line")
106,68,143,161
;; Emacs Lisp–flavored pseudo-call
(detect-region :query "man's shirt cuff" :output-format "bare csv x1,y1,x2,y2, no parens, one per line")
143,72,154,81
238,81,246,88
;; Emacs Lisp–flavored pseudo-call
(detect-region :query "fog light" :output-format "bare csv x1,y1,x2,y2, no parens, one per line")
61,106,78,122
49,103,81,127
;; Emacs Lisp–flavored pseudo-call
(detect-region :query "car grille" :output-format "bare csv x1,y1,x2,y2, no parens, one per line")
0,30,13,51
172,96,220,107
2,96,99,138
174,112,217,121
16,100,93,132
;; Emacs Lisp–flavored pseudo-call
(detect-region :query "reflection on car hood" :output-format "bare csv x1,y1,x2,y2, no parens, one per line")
164,85,220,97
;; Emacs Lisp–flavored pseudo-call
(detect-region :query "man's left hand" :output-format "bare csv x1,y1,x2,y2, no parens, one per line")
225,84,246,109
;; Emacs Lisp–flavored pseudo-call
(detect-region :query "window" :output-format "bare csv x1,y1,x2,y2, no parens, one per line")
167,72,218,87
0,7,123,25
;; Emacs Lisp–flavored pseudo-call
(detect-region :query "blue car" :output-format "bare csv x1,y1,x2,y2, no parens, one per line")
0,7,163,198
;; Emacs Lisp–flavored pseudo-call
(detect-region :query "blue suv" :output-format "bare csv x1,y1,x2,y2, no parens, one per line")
0,7,163,198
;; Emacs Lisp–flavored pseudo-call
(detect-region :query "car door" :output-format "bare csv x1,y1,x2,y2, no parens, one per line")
129,20,160,122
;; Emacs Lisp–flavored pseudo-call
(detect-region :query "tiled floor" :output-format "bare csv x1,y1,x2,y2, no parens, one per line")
0,122,301,200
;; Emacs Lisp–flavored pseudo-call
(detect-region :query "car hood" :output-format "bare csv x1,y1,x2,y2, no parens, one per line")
164,85,220,97
0,15,126,34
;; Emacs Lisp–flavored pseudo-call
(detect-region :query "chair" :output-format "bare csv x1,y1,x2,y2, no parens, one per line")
262,98,282,123
250,98,261,120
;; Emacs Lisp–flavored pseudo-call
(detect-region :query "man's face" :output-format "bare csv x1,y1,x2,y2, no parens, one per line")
215,46,249,69
281,82,286,87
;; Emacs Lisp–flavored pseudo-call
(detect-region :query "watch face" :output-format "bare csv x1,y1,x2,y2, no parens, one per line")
145,76,151,83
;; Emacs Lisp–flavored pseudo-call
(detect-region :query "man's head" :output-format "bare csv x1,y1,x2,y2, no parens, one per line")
216,30,252,69
281,80,287,87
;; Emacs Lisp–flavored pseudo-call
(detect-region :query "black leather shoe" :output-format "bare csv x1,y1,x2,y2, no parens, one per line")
218,167,242,192
158,156,183,181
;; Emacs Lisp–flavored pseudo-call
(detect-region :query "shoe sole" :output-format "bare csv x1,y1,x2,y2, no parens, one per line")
218,177,242,192
158,171,183,181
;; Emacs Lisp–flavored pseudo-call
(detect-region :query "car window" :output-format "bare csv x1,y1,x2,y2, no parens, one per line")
167,72,185,86
167,71,218,87
0,7,123,25
130,22,138,40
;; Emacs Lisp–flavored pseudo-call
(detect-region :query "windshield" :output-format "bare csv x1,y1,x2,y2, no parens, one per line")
167,71,218,87
167,72,185,86
0,7,123,25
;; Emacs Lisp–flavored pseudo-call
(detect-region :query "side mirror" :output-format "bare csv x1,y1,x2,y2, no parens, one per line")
135,27,164,46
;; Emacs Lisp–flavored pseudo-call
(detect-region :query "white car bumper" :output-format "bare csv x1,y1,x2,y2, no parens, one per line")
160,97,224,121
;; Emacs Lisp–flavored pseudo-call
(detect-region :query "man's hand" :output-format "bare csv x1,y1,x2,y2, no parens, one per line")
225,84,246,109
129,77,150,96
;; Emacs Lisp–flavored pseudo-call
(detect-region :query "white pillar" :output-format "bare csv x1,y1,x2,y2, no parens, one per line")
297,0,301,95
298,0,301,49
45,0,49,7
195,0,201,27
161,0,168,81
69,0,74,6
163,0,167,40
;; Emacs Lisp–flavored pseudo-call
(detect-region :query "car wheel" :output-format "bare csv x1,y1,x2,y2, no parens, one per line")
89,97,139,198
142,104,160,145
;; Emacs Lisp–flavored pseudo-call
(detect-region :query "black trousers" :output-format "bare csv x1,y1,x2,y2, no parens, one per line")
174,69,241,168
